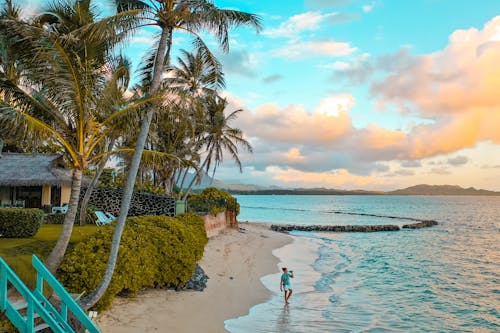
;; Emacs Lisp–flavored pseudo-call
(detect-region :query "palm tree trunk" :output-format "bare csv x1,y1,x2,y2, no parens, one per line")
81,26,172,310
79,138,115,225
45,168,83,273
182,158,208,201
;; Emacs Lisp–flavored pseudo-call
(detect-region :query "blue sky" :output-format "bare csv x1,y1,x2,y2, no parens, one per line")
23,1,500,190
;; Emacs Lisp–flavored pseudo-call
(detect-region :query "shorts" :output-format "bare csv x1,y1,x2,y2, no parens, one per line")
283,284,291,291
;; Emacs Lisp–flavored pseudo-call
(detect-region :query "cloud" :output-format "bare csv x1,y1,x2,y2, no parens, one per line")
430,167,451,175
219,49,258,77
264,11,325,38
266,166,384,188
262,74,283,83
447,155,469,166
401,160,422,168
362,2,375,13
324,12,361,25
386,169,415,177
370,17,500,115
273,39,356,59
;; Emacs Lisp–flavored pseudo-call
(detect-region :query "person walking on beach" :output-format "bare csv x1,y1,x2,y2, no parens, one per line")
280,267,294,304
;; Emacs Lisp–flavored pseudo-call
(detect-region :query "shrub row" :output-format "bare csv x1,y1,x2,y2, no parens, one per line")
188,187,240,216
59,213,208,310
0,208,44,238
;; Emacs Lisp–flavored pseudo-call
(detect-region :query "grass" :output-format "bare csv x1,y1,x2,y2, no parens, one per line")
0,224,99,287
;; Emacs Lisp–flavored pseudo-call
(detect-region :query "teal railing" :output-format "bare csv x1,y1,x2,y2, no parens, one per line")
0,255,100,333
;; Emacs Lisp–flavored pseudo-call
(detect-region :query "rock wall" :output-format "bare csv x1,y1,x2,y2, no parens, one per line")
81,187,175,217
202,210,238,238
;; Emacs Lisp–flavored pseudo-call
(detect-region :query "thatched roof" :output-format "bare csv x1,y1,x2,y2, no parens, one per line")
0,153,72,186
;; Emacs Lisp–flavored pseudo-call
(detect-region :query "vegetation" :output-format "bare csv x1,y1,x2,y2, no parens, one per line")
0,224,99,288
59,214,207,310
0,208,44,238
0,0,258,310
188,187,240,216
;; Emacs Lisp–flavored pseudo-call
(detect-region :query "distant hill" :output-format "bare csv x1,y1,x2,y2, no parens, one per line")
386,184,500,196
187,174,500,196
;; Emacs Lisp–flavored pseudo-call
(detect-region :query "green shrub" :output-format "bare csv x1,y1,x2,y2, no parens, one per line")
188,188,240,216
0,208,44,238
44,213,65,224
59,214,207,310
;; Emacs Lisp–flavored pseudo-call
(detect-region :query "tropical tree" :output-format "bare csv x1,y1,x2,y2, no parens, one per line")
78,55,133,225
82,0,261,308
0,0,147,273
181,95,252,200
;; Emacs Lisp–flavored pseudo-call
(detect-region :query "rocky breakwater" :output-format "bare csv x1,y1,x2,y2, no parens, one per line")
271,220,438,233
402,220,438,229
271,224,401,233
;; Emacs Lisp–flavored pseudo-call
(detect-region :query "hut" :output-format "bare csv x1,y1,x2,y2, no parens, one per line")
0,153,72,209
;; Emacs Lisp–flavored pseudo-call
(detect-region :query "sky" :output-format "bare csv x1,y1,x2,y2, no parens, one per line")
22,0,500,191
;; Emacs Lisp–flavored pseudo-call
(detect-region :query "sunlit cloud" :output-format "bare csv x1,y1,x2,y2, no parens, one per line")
266,167,385,187
273,40,356,59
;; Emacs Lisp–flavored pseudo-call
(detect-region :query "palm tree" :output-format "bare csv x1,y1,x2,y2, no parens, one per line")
82,0,261,308
181,95,252,200
78,55,133,225
0,1,152,273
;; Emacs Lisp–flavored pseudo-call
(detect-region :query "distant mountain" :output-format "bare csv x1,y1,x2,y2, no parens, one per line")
188,174,500,196
386,184,500,196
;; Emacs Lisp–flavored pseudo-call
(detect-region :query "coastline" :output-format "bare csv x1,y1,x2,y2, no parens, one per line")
96,222,292,333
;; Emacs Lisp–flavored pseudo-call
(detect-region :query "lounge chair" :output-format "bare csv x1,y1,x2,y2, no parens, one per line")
95,211,116,226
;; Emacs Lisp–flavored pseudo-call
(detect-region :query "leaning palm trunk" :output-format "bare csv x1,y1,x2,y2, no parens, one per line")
45,168,83,273
81,27,172,310
79,139,116,225
182,158,209,201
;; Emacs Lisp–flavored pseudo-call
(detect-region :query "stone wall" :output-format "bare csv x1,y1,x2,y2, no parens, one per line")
81,187,175,217
202,210,238,238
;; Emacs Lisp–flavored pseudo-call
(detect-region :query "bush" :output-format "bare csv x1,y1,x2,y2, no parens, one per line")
188,188,240,216
44,213,65,224
0,208,44,238
59,214,208,310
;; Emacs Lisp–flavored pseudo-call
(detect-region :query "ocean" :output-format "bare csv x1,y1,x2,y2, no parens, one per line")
224,195,500,333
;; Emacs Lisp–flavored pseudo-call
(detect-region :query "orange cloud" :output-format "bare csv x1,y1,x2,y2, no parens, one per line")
236,97,354,146
267,167,385,187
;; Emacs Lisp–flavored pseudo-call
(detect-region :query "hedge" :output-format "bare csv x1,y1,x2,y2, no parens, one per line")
188,187,240,216
59,213,208,310
0,208,44,238
44,213,65,224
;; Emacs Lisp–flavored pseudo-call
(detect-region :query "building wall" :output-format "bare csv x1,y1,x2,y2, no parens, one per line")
202,210,238,238
41,185,51,206
0,187,10,205
60,185,71,205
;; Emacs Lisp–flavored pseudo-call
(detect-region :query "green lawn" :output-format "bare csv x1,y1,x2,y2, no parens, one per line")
0,224,99,287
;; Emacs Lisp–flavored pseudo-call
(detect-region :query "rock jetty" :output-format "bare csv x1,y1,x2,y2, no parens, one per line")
271,220,438,233
402,220,438,229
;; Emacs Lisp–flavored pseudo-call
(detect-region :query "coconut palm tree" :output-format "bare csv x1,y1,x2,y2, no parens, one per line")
181,95,252,200
0,1,153,273
82,0,261,308
78,55,133,225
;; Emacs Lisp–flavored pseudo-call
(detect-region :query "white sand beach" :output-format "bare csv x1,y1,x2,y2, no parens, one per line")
96,222,292,333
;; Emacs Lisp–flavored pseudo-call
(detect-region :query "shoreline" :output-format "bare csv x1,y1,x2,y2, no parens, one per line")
96,222,292,333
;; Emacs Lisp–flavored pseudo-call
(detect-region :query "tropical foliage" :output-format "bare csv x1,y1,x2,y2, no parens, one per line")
0,0,258,308
59,214,207,310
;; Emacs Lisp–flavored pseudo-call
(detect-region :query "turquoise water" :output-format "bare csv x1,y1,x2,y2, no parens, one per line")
225,195,500,332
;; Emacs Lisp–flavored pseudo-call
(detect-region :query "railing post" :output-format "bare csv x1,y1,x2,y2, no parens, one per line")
0,263,7,310
26,298,34,333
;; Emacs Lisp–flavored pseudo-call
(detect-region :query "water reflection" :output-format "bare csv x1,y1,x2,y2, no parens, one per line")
276,304,290,332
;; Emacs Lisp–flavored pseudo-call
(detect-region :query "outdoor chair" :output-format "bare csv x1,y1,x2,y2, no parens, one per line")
94,211,116,226
52,203,69,214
